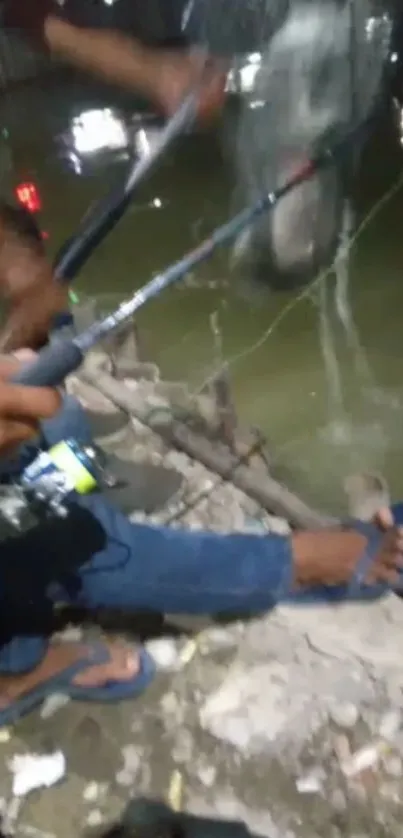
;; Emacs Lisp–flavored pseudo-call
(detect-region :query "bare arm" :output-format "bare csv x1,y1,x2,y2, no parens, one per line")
5,2,226,118
43,16,161,102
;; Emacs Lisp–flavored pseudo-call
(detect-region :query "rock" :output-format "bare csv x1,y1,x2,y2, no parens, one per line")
199,663,294,752
115,770,135,788
296,771,323,794
379,710,401,741
86,809,104,827
197,764,217,787
328,702,359,729
54,626,83,643
122,745,140,773
40,694,70,720
147,638,180,670
83,781,101,802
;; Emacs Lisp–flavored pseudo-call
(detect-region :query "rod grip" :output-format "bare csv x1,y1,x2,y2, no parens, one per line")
11,340,83,387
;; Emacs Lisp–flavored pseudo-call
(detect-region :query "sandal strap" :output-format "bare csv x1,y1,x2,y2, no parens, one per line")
344,519,388,597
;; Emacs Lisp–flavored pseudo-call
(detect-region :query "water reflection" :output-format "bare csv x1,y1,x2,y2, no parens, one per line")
58,105,169,177
70,108,128,155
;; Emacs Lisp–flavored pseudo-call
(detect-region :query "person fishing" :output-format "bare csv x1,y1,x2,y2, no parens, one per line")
0,204,401,726
0,0,228,351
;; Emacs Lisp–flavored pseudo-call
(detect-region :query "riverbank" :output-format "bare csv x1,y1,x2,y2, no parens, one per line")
0,350,402,838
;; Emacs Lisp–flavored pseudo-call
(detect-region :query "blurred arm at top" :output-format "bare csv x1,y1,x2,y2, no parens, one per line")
3,0,227,121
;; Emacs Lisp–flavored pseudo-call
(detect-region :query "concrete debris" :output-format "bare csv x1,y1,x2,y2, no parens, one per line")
40,694,71,720
328,702,359,729
115,770,136,788
146,638,181,671
379,709,402,741
8,751,66,797
86,809,104,827
121,745,141,773
295,771,324,794
82,782,104,802
339,742,387,778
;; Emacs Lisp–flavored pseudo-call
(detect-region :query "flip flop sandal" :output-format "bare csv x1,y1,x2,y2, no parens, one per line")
344,519,390,599
286,518,395,605
0,643,155,728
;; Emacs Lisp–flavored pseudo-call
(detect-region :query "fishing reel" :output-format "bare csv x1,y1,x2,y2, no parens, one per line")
0,439,118,542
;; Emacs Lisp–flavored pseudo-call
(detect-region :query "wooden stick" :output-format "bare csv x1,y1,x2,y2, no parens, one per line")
81,367,337,529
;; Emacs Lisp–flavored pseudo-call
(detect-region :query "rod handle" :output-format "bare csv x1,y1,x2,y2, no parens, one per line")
11,340,83,387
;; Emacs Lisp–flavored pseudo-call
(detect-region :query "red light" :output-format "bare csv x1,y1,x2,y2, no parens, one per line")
14,182,42,214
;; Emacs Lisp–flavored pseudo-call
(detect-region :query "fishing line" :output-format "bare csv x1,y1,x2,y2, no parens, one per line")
193,169,403,397
160,171,403,526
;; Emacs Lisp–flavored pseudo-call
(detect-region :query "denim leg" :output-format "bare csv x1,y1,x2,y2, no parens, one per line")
66,493,294,615
63,493,403,614
392,503,403,525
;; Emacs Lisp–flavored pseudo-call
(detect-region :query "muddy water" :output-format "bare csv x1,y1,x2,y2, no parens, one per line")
1,76,403,515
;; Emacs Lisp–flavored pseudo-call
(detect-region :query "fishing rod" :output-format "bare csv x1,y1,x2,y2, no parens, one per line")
53,90,198,284
11,145,340,389
13,60,382,391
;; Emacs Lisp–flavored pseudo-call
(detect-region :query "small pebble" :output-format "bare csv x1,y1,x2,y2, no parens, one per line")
296,773,322,794
0,728,11,743
243,516,267,534
379,710,401,741
147,638,179,670
40,694,70,720
83,781,100,802
197,765,217,787
86,810,104,828
55,626,83,643
122,744,140,772
116,770,135,788
329,702,359,729
341,744,381,778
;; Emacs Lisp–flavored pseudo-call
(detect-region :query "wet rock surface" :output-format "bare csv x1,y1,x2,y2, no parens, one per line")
2,596,403,838
2,384,402,837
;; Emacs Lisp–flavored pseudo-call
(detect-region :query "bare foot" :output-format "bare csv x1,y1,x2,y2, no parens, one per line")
293,509,403,588
367,507,403,587
0,641,140,710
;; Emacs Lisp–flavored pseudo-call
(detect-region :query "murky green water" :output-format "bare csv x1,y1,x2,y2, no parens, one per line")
1,75,403,515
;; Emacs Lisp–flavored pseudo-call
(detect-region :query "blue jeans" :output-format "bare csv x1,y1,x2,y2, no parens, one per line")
0,396,399,676
0,395,295,674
